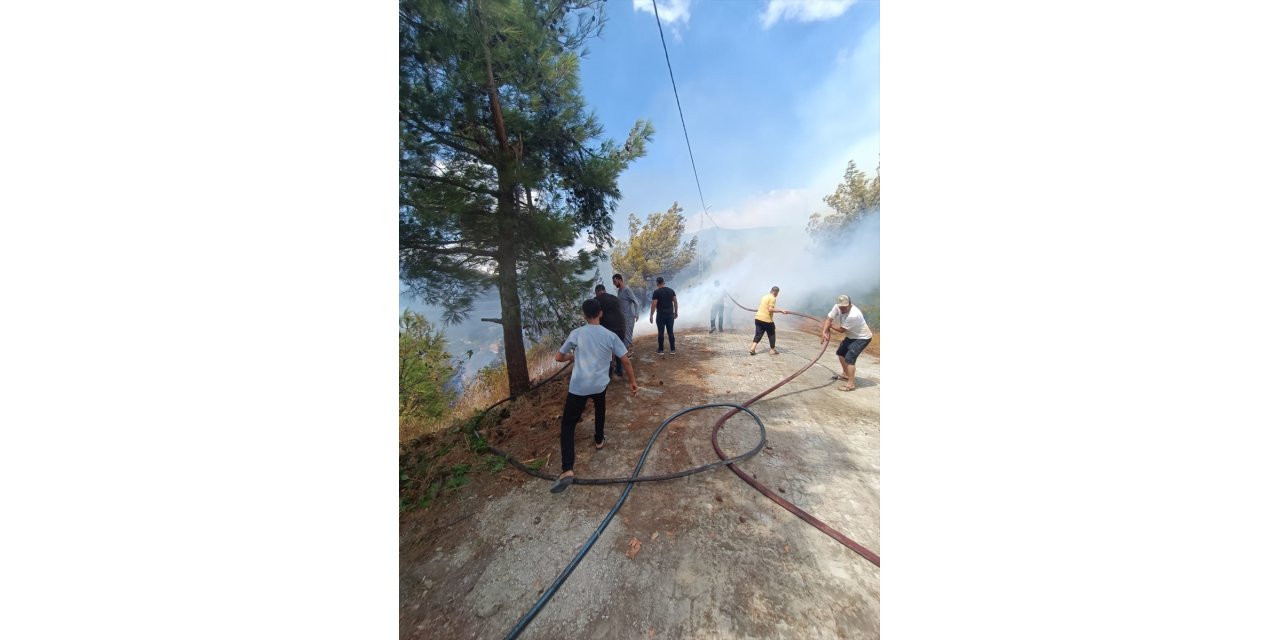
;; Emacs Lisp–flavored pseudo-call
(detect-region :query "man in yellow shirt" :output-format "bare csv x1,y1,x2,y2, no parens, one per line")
749,286,790,356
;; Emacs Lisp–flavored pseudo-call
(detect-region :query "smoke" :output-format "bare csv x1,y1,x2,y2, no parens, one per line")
399,292,504,382
624,211,880,337
401,210,879,381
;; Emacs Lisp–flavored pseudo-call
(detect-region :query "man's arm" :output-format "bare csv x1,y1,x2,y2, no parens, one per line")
621,355,638,395
553,337,574,362
615,336,638,394
649,298,657,323
673,295,678,319
820,317,833,342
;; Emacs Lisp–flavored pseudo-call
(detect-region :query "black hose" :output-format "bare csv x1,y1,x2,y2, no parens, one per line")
470,366,768,485
502,402,765,640
455,296,876,636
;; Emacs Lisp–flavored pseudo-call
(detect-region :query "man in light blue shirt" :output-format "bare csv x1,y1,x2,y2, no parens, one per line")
549,298,638,493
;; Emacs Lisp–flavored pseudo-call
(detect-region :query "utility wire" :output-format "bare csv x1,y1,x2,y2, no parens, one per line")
650,0,720,230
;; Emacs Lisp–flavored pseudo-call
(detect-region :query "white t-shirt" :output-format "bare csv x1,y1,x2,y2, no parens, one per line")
560,324,629,396
828,304,873,340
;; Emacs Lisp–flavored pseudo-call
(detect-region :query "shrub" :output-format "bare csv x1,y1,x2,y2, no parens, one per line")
400,310,457,420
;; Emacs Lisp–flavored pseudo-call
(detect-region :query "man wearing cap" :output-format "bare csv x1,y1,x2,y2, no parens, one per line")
820,294,874,391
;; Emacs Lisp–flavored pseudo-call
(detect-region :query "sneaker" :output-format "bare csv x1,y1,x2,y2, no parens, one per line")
656,349,664,354
670,348,677,354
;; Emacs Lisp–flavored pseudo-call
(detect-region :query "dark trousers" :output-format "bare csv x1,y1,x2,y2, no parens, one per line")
753,319,776,348
836,337,872,365
709,304,724,331
656,312,676,351
560,390,606,472
611,328,627,376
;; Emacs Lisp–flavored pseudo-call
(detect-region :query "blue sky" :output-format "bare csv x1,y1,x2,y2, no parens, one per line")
578,0,879,238
403,0,879,373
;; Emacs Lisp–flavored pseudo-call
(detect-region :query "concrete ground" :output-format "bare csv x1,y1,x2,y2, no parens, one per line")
400,327,880,639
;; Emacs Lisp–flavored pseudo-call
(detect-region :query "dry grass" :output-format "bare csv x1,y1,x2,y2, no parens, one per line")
865,331,880,357
399,337,567,445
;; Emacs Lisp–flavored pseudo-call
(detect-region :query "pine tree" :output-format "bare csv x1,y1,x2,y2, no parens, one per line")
400,0,653,394
611,202,698,292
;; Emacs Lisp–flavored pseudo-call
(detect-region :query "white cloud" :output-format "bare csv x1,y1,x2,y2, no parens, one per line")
760,0,857,29
633,0,692,39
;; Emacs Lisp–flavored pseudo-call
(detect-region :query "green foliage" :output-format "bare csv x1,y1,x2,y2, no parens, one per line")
465,428,488,453
400,310,457,420
399,461,473,513
858,296,880,330
527,458,546,471
399,0,654,391
446,464,472,490
484,454,508,474
611,202,698,290
806,161,880,241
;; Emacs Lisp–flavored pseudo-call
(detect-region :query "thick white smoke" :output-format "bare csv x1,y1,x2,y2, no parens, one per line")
403,210,879,381
623,211,880,338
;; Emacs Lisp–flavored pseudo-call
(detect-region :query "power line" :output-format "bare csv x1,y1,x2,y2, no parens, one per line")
649,0,720,231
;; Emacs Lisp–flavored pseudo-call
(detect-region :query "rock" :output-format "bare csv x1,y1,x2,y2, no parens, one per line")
476,598,501,619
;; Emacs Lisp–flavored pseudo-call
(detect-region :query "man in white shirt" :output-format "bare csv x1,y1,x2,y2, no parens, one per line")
819,294,874,392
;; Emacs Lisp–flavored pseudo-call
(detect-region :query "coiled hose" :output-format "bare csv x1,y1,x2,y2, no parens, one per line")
460,296,878,638
501,402,765,640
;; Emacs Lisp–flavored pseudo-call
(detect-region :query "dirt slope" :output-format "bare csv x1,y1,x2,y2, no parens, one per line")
401,325,880,639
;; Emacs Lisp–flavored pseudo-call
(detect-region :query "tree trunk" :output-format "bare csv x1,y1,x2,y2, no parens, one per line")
495,178,530,395
478,10,529,395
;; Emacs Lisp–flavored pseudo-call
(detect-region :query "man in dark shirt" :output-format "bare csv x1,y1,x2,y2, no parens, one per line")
594,284,628,376
648,276,679,354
